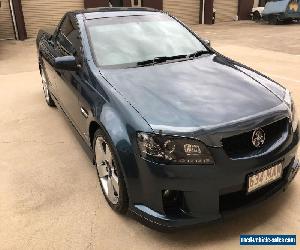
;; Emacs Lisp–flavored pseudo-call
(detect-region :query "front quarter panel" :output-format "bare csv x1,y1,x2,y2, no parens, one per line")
85,74,154,204
93,74,154,201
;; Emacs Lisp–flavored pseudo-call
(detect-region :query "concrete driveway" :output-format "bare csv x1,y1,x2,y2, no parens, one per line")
0,21,299,249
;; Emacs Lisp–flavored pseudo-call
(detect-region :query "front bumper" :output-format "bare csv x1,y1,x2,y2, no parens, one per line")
128,126,299,230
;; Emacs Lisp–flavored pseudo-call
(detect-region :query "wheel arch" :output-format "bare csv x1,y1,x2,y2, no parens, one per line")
254,10,261,16
88,116,135,203
88,103,145,200
88,120,100,149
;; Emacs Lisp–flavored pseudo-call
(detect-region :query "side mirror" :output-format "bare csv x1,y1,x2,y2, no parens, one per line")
203,39,211,47
54,55,78,71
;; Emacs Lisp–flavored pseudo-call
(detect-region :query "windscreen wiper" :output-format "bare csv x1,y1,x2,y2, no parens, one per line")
137,51,212,66
188,50,211,59
137,54,188,66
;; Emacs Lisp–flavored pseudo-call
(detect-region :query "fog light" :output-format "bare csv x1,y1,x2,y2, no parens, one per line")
162,190,186,216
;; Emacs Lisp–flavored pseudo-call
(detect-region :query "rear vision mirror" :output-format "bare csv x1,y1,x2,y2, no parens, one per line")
54,55,78,71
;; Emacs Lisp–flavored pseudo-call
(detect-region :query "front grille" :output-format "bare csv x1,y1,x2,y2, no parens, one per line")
222,118,288,158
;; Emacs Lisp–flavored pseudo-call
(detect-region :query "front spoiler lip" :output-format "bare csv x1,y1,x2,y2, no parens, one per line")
128,158,299,231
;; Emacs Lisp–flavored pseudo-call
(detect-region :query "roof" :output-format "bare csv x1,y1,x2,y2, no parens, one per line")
69,7,161,20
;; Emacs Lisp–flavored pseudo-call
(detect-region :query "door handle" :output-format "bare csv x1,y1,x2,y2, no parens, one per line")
80,107,89,119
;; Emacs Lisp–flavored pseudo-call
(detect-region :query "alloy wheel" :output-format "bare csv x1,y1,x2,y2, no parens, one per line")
41,69,50,103
95,136,119,204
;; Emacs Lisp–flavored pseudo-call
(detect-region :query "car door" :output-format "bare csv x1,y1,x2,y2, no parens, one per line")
53,15,83,128
55,16,95,142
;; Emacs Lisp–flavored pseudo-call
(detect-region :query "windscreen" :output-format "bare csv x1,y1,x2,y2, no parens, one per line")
86,13,208,67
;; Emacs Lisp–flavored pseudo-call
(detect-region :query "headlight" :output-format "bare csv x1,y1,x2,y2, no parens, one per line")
137,132,214,165
284,90,298,132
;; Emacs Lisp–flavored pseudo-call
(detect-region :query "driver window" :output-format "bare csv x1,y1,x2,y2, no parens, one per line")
56,16,74,55
67,29,82,59
57,16,83,61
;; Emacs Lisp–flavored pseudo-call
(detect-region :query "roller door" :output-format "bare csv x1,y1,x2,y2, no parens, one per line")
22,0,83,38
0,0,15,40
214,0,238,22
163,0,200,25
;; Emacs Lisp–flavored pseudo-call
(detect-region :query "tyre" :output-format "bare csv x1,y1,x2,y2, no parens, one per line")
253,11,261,22
269,15,278,25
283,19,293,24
40,65,56,107
93,128,129,214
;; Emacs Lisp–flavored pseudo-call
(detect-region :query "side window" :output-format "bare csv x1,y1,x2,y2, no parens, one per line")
56,16,74,55
60,16,73,36
56,16,83,61
67,29,82,59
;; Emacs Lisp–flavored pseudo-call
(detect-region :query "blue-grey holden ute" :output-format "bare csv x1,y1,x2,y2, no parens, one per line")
36,7,299,230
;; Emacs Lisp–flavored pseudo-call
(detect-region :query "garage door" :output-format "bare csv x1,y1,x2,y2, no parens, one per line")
22,0,83,38
0,0,15,40
214,0,238,22
163,0,200,25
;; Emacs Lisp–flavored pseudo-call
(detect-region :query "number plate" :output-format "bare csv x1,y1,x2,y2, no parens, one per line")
247,162,283,193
